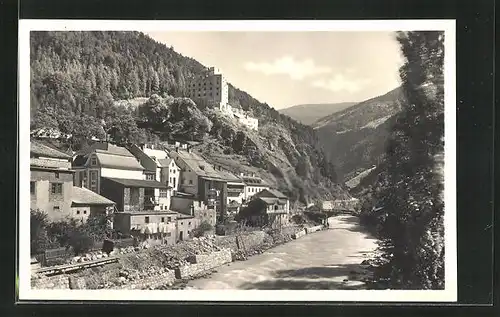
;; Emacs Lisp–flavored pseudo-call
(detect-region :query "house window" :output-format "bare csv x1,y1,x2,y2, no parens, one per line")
76,210,80,215
30,181,35,194
146,174,155,180
161,217,165,222
145,217,150,224
160,189,168,198
51,183,63,194
167,217,171,222
189,179,193,185
188,221,191,226
83,210,87,214
53,206,60,212
181,222,183,225
91,157,97,166
55,172,59,179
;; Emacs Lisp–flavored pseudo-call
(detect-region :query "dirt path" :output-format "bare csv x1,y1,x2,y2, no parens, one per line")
186,215,379,290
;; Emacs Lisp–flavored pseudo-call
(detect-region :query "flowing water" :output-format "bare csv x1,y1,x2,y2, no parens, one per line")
186,215,379,290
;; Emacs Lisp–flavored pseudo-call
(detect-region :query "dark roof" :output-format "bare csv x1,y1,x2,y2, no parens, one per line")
242,176,269,186
254,188,288,199
71,187,115,205
31,141,71,159
255,197,287,205
103,177,167,188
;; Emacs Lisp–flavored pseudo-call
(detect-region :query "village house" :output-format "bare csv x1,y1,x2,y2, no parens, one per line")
113,210,200,245
72,141,171,211
30,140,115,222
243,189,290,229
170,193,217,227
72,141,145,194
127,143,181,210
240,174,270,203
168,146,232,222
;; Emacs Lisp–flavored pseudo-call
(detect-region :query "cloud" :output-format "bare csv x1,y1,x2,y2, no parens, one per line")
312,74,371,93
244,56,331,80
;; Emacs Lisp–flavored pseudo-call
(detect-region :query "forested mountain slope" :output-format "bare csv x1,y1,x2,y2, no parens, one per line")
30,31,348,204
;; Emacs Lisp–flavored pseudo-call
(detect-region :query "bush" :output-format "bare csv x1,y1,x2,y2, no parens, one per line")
191,221,213,238
30,209,59,255
68,228,95,255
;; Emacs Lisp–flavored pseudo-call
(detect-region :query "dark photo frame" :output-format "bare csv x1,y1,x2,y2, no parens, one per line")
1,0,496,316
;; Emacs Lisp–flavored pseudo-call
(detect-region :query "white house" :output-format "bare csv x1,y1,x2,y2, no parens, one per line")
241,174,270,202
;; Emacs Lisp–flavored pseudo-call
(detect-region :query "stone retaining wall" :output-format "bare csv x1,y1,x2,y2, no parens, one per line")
305,225,323,234
214,231,266,251
291,229,306,239
175,249,232,279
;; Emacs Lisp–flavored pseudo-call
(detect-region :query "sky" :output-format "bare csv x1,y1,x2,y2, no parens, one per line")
146,31,404,110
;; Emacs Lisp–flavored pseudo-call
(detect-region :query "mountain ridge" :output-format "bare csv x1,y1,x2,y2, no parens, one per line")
313,87,406,181
278,102,357,125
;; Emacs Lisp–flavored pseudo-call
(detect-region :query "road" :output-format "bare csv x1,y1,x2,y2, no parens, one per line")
186,215,379,290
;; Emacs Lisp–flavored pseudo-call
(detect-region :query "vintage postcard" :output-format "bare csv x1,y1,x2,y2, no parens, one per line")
18,19,456,302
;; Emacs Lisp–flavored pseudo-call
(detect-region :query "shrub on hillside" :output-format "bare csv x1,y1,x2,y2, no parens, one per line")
191,221,214,238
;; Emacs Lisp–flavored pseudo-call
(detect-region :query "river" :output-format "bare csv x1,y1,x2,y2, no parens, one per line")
186,215,379,290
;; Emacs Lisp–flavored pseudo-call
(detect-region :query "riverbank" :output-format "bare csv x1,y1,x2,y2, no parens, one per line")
31,224,310,290
31,216,379,290
186,215,379,290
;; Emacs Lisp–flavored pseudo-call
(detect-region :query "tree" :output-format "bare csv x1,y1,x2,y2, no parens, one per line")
371,31,445,289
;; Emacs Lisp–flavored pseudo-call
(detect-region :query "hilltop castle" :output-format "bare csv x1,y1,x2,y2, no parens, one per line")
187,67,258,131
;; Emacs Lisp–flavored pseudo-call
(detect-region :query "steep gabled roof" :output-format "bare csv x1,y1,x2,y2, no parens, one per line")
95,153,144,171
71,187,115,206
157,158,174,168
174,151,224,180
30,140,71,159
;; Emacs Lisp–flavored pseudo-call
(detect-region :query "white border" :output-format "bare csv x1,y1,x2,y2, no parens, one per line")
18,19,457,302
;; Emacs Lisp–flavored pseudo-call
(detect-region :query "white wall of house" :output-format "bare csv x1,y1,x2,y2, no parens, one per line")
244,185,269,200
160,161,181,192
100,168,144,180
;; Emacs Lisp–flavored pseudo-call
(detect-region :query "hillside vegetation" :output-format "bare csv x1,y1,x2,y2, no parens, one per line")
30,31,347,204
278,102,356,125
314,88,406,180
